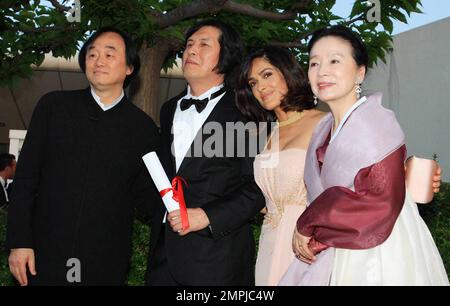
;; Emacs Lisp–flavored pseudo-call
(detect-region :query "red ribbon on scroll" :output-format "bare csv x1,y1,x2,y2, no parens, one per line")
160,176,189,231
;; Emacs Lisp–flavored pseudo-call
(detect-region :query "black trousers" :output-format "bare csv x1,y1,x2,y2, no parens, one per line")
146,226,180,286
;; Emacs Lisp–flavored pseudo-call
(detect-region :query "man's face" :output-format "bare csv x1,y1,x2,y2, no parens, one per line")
182,26,222,83
9,160,16,179
85,32,133,92
3,159,16,180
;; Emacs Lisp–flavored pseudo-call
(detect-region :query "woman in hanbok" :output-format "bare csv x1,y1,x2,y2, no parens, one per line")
281,25,449,286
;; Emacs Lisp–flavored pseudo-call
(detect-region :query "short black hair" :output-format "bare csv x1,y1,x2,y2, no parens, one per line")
236,46,314,122
0,153,15,172
308,25,369,70
184,19,244,89
78,26,140,88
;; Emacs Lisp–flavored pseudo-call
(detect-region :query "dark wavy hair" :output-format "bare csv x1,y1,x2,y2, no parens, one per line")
308,25,369,70
0,153,15,171
78,26,140,88
236,46,314,122
184,19,244,89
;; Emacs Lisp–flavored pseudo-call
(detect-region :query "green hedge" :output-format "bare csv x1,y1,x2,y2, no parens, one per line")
1,184,449,286
417,182,450,278
0,208,14,285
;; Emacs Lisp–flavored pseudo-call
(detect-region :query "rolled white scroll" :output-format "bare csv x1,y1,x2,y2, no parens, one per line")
142,151,179,212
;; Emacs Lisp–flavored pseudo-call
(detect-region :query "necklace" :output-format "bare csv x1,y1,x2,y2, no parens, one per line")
277,111,304,127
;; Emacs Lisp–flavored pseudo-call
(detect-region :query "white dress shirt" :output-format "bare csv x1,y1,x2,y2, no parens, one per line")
90,87,124,111
172,84,226,172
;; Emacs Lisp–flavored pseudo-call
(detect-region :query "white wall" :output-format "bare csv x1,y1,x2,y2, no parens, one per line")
364,17,450,181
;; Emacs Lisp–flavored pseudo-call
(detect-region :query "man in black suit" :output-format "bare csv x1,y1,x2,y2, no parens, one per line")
6,27,159,285
0,153,16,207
146,19,265,286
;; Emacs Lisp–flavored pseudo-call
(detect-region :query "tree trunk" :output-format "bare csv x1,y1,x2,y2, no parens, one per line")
130,39,172,125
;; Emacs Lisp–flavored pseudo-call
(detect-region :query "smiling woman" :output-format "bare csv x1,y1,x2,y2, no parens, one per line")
247,58,289,113
281,25,449,286
307,31,367,123
235,46,322,286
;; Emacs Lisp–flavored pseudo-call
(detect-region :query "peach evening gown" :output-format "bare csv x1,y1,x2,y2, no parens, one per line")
254,139,308,286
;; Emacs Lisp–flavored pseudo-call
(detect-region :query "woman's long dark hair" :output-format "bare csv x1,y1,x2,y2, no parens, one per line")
236,46,314,122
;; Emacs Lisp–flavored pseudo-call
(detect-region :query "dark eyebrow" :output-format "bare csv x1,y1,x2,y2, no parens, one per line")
105,45,117,51
87,45,117,51
309,53,344,60
257,68,273,76
187,37,211,43
248,67,272,83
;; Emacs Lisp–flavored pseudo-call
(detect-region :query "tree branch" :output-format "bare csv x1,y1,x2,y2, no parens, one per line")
296,13,366,41
290,0,312,11
223,1,296,21
156,0,227,29
269,13,366,52
341,13,367,28
48,0,71,13
14,24,75,34
155,0,310,29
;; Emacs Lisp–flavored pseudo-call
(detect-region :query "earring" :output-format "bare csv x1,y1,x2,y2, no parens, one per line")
313,95,318,105
355,83,362,99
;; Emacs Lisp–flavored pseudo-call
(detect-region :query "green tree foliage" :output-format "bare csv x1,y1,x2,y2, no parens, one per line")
0,0,423,113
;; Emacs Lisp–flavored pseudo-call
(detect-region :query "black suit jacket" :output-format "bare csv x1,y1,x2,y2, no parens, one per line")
0,183,7,206
6,89,160,285
149,89,265,285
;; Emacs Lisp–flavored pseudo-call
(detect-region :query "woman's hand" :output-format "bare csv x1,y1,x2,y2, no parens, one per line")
433,165,442,193
292,227,316,264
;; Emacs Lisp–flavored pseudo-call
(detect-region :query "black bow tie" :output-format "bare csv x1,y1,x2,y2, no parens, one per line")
180,87,226,113
180,97,208,113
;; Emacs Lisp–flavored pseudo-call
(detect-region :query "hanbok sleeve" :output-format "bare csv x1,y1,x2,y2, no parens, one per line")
297,145,406,250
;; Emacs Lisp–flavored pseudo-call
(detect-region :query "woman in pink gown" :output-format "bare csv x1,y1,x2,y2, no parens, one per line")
236,46,328,285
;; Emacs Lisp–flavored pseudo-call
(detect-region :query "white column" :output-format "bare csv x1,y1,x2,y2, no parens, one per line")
8,129,27,159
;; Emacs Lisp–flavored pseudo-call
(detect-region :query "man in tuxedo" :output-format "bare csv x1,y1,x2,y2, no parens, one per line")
0,153,16,207
146,19,265,286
